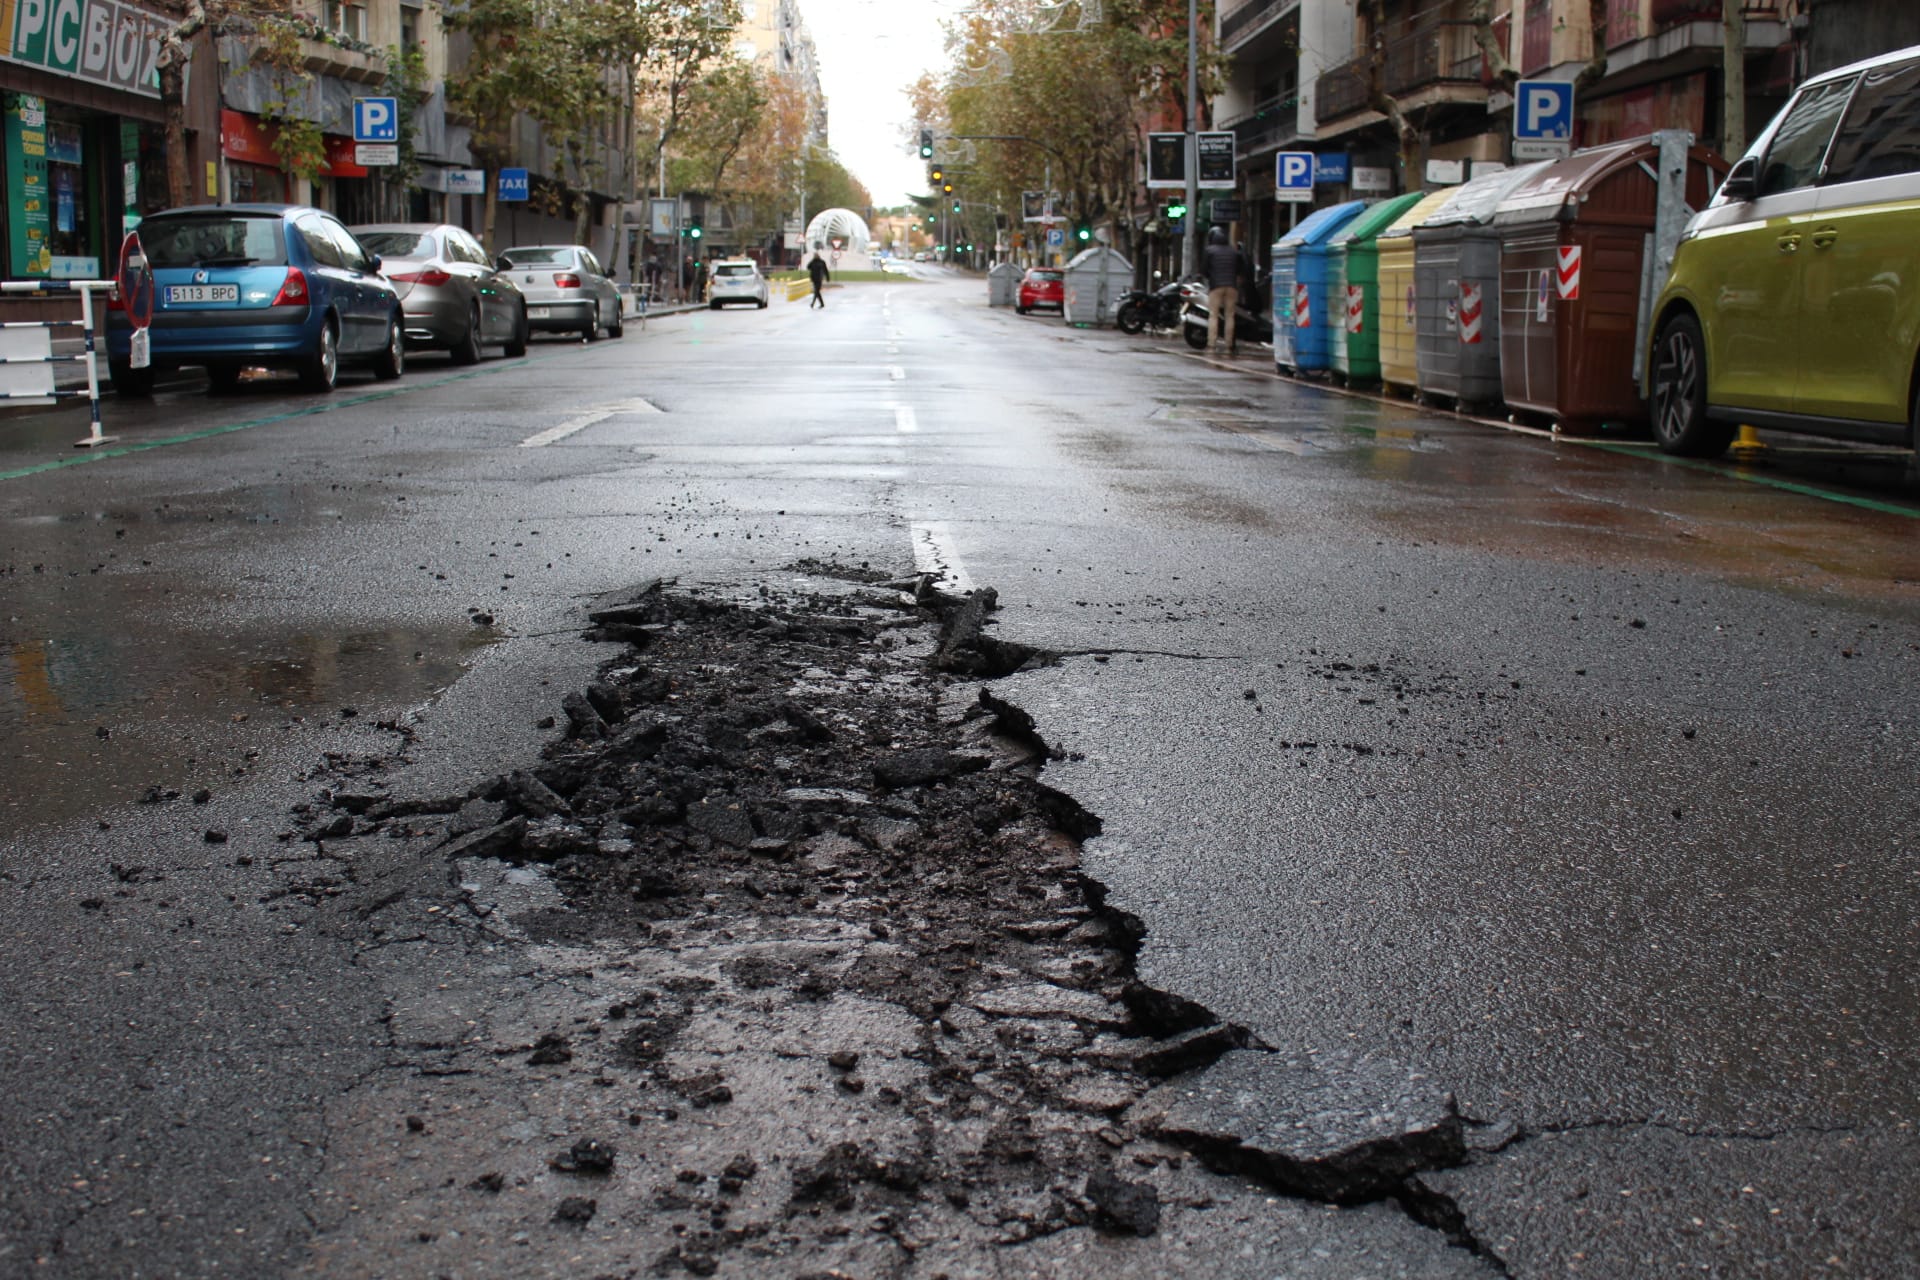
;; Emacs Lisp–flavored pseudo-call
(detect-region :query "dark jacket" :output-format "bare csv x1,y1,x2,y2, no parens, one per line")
808,256,830,285
1204,241,1248,292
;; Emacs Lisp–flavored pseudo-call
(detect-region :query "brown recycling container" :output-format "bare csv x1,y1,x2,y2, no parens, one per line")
1493,134,1725,433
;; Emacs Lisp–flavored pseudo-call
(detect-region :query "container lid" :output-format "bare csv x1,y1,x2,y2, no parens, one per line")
1273,200,1368,250
1376,186,1463,239
1419,160,1554,228
1329,192,1427,247
1493,137,1653,225
1064,246,1132,271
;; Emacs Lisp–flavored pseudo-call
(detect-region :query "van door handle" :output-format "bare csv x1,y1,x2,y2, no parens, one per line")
1777,232,1801,252
1810,226,1839,249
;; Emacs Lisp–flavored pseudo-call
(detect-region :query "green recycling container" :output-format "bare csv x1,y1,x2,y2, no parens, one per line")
1326,191,1425,385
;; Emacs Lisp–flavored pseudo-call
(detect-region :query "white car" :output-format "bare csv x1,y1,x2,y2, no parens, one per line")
707,258,770,309
881,260,913,276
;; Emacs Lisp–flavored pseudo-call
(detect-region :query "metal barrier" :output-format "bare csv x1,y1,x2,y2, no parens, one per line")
1,279,117,448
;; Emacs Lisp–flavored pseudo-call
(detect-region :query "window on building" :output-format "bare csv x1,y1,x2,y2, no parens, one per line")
324,0,366,41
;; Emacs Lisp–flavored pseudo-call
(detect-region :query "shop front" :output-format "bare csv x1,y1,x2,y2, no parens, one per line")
218,109,375,214
0,0,196,280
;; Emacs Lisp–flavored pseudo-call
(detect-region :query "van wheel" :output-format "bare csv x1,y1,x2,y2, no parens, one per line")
1906,394,1920,495
1650,313,1731,457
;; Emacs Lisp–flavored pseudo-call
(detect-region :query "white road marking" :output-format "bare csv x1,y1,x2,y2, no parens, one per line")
886,344,899,355
519,398,658,448
888,366,905,381
894,404,918,433
912,522,975,594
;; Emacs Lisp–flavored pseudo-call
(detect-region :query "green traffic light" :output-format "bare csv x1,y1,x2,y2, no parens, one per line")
1166,202,1187,218
952,202,961,213
1076,226,1090,241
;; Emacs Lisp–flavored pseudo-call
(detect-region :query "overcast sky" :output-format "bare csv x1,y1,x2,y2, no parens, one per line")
802,0,971,208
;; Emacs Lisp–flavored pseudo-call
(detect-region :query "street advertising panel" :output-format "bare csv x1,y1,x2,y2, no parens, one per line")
1146,133,1186,189
1196,132,1235,190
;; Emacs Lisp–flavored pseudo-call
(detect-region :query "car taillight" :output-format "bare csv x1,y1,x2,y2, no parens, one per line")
390,268,452,287
554,273,581,289
271,267,309,306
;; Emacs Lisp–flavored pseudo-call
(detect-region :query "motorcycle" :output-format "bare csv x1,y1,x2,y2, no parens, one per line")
1115,279,1187,335
1181,280,1273,351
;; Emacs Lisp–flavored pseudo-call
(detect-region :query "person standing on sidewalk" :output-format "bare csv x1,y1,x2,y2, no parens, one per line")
1203,226,1251,355
808,252,831,309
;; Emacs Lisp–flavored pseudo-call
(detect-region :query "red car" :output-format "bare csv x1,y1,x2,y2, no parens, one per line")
1015,268,1064,315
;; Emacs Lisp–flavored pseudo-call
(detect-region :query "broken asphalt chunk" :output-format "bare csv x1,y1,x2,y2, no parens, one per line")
1085,1166,1161,1236
562,691,608,740
1134,1049,1465,1203
549,1138,616,1176
970,983,1127,1027
505,769,572,820
872,747,986,790
438,817,528,861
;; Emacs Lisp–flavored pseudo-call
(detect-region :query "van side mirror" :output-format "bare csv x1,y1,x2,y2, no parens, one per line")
1718,157,1757,203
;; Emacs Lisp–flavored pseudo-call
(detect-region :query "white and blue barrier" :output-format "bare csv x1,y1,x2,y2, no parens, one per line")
0,279,119,448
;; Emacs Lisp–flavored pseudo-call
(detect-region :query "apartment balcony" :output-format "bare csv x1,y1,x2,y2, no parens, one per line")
293,22,389,83
1600,0,1789,90
1222,93,1304,159
1316,22,1487,127
1221,0,1300,54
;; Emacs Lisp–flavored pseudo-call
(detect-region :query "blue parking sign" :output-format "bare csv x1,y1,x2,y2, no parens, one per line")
498,168,530,202
1047,227,1064,248
1276,151,1314,204
1514,80,1573,140
353,97,398,143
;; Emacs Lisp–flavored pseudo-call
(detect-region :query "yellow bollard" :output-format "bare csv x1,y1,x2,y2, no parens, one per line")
1729,423,1766,461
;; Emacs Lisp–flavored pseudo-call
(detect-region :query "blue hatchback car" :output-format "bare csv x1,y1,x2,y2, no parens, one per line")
107,204,405,396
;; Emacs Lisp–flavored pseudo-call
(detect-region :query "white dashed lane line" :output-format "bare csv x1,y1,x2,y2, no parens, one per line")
519,398,659,448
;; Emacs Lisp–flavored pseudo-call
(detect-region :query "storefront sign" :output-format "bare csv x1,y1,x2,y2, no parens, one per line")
1425,158,1465,185
447,168,484,195
4,92,52,276
1196,132,1235,190
0,0,168,98
1351,166,1392,193
221,110,367,178
1314,153,1350,184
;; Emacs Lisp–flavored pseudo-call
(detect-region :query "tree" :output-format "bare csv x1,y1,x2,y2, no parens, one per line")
153,0,299,208
637,0,741,205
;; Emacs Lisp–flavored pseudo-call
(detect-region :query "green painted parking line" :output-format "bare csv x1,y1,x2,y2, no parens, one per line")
1581,441,1920,518
0,340,602,484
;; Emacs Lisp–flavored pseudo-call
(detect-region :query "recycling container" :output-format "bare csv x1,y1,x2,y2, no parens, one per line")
1409,161,1551,408
988,261,1020,307
1271,200,1366,375
1326,192,1425,385
1493,132,1725,432
1061,246,1132,327
1373,188,1463,395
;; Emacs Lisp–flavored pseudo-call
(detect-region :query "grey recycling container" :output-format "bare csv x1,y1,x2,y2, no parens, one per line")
988,261,1020,308
1410,161,1550,409
1061,246,1131,327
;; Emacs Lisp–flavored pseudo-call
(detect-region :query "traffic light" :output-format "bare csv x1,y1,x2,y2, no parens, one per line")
951,200,961,213
1075,222,1091,242
930,167,943,183
1164,200,1187,221
686,220,702,240
941,181,954,195
919,128,934,159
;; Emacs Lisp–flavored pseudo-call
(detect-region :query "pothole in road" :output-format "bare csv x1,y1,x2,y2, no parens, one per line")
283,577,1499,1276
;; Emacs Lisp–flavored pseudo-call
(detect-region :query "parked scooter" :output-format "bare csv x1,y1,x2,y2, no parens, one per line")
1180,279,1273,351
1115,278,1188,334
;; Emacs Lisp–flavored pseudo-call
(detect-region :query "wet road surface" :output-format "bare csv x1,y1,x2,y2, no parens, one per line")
0,271,1915,1275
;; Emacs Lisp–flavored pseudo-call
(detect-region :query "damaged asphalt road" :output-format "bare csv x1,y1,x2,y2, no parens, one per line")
286,574,1493,1277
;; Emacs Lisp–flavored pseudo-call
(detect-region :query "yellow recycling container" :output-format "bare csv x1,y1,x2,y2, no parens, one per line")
1376,187,1462,397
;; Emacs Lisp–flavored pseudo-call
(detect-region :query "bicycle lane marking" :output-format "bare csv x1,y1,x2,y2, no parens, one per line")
0,341,608,484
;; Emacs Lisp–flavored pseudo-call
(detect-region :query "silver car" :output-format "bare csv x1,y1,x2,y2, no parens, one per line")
708,258,770,309
498,244,623,341
353,223,528,363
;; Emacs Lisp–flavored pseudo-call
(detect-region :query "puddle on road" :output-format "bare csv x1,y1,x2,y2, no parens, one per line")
0,624,495,833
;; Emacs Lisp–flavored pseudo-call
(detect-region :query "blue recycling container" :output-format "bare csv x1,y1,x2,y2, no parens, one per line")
1271,200,1367,374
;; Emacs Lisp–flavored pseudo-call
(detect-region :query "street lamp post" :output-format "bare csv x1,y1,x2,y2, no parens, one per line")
1183,0,1199,279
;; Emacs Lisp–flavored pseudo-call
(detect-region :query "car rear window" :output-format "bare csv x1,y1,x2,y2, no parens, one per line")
141,215,287,268
501,247,571,267
715,264,755,277
356,230,438,260
1032,270,1062,281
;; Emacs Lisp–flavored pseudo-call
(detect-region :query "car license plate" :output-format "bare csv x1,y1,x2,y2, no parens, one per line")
166,285,238,303
528,306,550,319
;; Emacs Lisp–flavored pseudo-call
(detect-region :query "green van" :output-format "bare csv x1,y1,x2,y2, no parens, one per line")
1646,44,1920,477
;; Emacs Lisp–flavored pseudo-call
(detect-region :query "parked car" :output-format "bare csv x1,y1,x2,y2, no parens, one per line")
1015,268,1064,315
352,222,527,362
497,244,623,341
881,259,913,276
707,258,770,308
1647,41,1920,475
106,203,404,395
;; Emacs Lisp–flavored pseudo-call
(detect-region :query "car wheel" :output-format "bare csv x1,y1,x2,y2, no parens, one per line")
373,315,405,381
205,365,243,395
504,304,529,358
609,302,624,339
110,361,155,398
757,298,768,309
581,307,599,342
300,318,340,393
709,300,721,310
451,303,483,365
1650,312,1731,457
1016,305,1028,315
